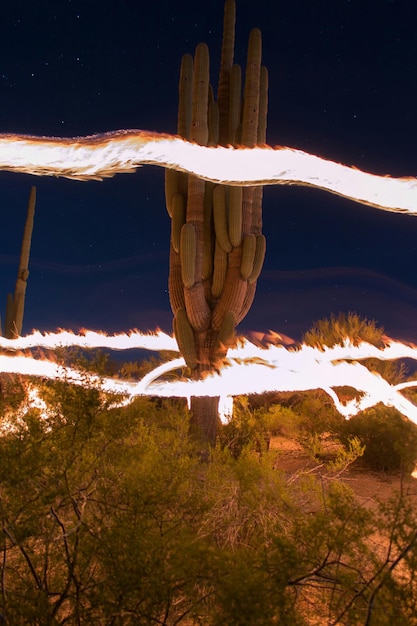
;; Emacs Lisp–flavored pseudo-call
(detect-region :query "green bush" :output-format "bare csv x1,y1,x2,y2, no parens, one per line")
264,403,301,436
218,397,271,458
2,375,417,624
302,311,386,349
293,391,345,436
339,404,417,472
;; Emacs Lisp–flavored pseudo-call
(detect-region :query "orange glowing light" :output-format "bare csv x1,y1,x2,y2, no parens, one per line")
1,329,417,426
0,130,415,212
0,129,416,427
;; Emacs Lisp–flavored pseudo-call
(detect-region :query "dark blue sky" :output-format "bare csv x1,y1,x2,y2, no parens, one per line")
0,0,416,341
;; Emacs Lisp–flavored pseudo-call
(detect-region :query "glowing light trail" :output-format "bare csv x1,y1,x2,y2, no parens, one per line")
2,329,417,425
0,353,130,396
0,129,416,428
0,328,178,352
0,130,415,212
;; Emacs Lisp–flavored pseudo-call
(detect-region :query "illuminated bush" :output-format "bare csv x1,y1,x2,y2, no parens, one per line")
218,397,271,458
340,405,417,472
1,375,417,624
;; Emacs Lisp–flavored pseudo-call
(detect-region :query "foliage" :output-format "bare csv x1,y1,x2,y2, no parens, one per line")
263,402,301,436
339,404,417,472
119,351,181,380
360,357,409,385
303,311,410,387
293,390,344,435
302,311,386,349
1,371,417,623
217,396,271,458
0,372,26,413
300,312,415,470
261,389,346,461
53,345,116,376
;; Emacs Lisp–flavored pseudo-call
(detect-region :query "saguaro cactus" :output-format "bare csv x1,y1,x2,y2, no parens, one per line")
3,186,36,338
166,0,268,445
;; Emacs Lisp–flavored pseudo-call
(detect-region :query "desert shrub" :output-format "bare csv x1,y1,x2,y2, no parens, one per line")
0,373,27,413
339,404,417,472
218,397,270,458
269,390,345,459
293,390,345,436
264,403,300,436
3,372,417,623
303,311,386,349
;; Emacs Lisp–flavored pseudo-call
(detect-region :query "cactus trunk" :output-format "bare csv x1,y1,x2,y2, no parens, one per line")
189,395,220,448
4,186,36,338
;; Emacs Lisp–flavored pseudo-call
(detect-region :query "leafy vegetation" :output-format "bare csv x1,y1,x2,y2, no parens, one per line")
0,313,416,622
0,356,416,624
300,312,417,471
302,311,387,349
339,405,417,472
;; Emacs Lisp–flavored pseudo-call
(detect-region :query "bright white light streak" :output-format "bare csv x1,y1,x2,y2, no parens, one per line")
3,333,417,425
147,355,417,424
0,354,132,396
0,328,178,352
0,130,415,212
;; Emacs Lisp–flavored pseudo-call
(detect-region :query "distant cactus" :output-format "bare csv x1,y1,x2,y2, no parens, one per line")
3,186,36,338
167,0,268,445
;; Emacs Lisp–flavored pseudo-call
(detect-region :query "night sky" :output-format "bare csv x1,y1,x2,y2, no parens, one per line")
0,0,416,343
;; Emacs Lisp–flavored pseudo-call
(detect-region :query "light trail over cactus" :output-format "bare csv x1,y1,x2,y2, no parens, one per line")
0,1,415,447
0,131,415,213
1,329,417,425
166,0,270,444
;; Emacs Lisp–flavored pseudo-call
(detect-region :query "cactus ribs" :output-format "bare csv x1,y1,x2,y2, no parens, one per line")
166,0,268,444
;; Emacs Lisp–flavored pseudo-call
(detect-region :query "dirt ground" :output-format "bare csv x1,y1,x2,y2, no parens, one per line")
270,435,417,512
